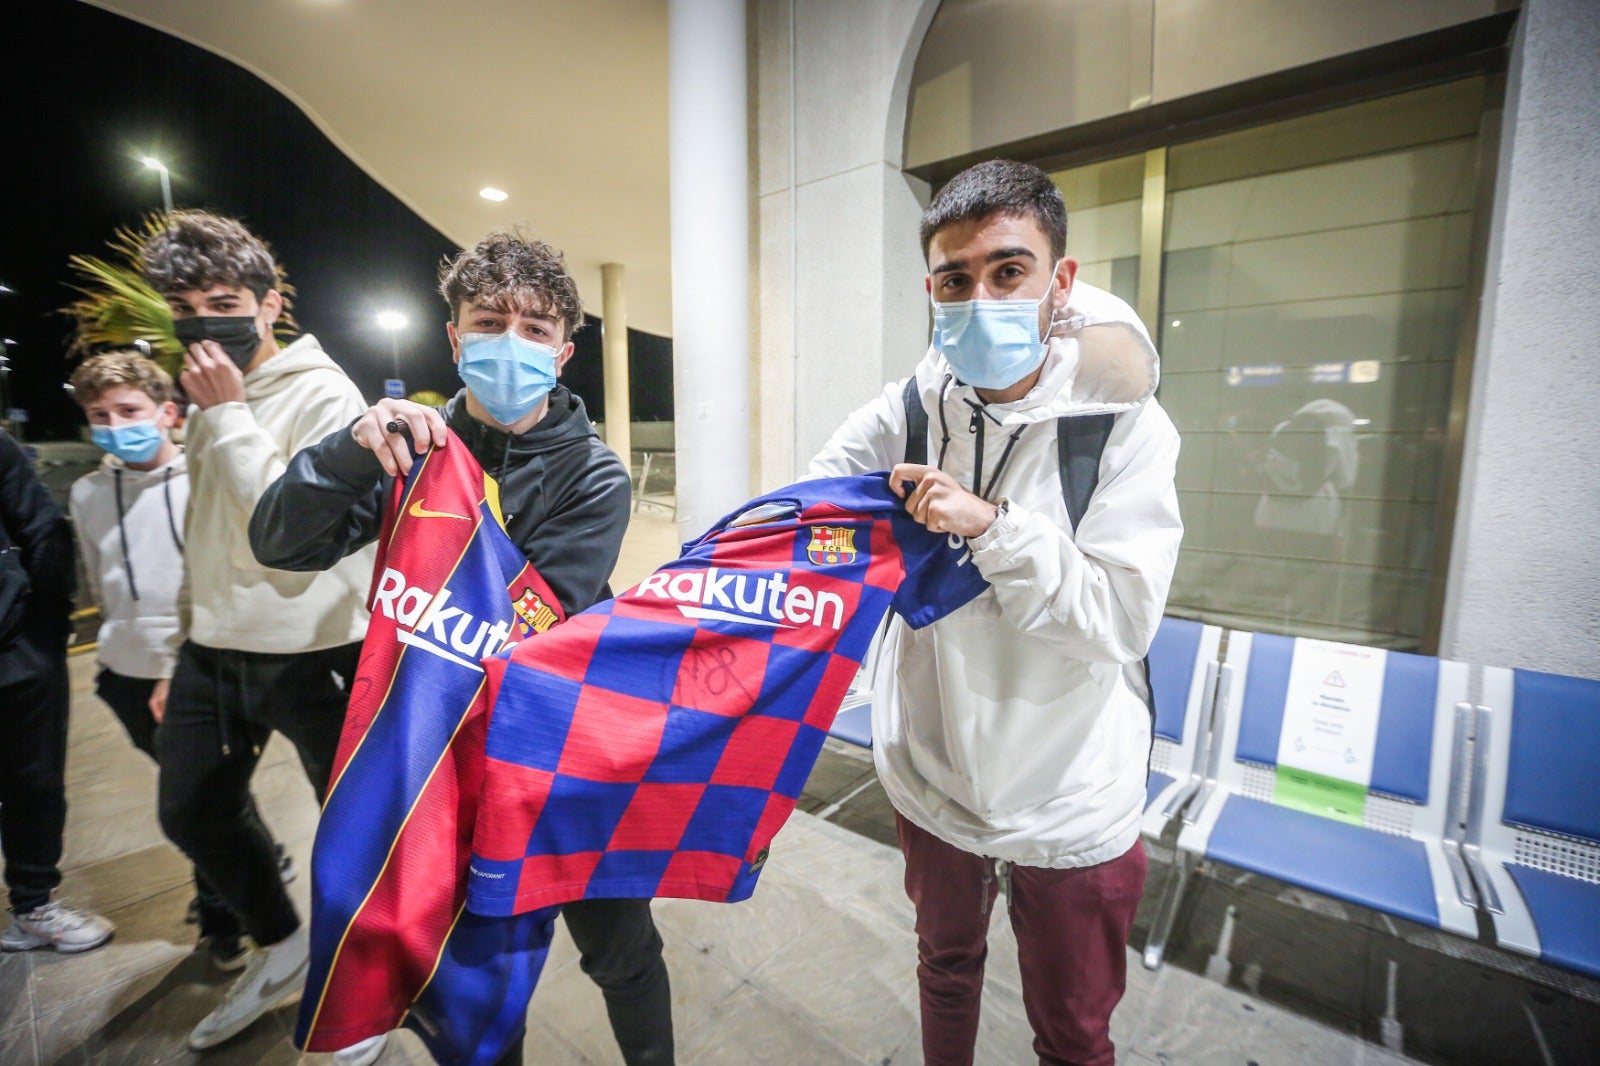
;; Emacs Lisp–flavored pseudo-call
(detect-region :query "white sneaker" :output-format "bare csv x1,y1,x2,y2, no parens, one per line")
333,1033,390,1066
186,926,309,1050
1,900,115,954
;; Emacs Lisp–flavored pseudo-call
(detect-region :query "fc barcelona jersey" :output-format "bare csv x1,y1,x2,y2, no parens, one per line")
296,434,564,1060
467,474,989,916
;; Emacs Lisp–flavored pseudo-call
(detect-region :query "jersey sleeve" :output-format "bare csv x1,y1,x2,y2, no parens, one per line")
888,510,989,628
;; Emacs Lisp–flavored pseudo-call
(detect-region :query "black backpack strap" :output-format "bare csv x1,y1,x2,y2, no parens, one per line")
1056,413,1116,533
1056,412,1159,742
901,377,928,467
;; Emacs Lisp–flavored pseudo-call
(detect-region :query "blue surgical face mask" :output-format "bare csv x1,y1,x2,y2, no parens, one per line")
91,420,165,464
930,267,1061,390
457,330,560,426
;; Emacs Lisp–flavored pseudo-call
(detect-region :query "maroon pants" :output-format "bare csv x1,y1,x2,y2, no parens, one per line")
896,814,1146,1066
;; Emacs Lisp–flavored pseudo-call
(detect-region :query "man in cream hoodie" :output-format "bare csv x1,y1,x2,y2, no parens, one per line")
139,211,375,1051
67,350,293,971
809,161,1182,1066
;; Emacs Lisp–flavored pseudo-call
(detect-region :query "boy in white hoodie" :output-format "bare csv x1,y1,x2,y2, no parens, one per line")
138,211,376,1052
67,350,293,972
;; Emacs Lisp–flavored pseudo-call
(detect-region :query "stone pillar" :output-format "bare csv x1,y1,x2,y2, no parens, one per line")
669,0,750,539
754,0,942,490
600,262,632,463
1440,0,1600,677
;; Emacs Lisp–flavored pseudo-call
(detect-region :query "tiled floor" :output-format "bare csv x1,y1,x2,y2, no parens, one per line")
4,508,1597,1064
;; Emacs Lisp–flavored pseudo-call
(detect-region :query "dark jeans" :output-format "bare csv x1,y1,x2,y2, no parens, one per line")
898,813,1147,1066
0,634,70,914
157,640,359,947
493,898,675,1066
97,668,247,938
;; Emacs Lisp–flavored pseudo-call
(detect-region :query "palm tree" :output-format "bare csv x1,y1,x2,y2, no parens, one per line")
62,214,297,379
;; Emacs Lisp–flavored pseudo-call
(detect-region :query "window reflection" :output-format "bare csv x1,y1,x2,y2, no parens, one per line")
1158,79,1484,649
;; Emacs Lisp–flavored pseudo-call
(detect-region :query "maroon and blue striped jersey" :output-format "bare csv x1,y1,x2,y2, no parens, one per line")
467,475,990,916
296,435,564,1062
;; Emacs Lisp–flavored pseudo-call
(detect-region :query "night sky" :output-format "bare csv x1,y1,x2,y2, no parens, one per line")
2,1,671,441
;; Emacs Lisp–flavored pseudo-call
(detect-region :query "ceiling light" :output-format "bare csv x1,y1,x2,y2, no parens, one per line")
479,187,509,202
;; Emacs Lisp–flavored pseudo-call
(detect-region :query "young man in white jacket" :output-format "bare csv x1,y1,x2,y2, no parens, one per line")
139,211,376,1051
808,160,1182,1066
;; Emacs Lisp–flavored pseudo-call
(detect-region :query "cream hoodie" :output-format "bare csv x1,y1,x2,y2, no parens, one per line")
809,281,1183,868
178,334,375,654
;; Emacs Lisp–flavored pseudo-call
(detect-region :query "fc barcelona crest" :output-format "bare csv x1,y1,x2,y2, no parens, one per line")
806,525,857,565
514,587,559,634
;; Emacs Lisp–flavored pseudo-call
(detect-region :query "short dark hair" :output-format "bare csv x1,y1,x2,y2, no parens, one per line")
140,210,284,300
438,228,585,342
919,159,1068,262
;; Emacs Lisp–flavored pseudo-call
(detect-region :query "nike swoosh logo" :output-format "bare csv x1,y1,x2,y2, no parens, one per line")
408,498,471,521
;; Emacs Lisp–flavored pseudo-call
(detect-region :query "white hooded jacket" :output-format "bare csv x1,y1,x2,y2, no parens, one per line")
69,449,188,680
178,334,375,655
808,281,1182,868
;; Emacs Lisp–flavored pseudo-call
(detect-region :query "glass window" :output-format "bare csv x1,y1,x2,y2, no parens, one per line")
1050,153,1145,310
1157,78,1489,648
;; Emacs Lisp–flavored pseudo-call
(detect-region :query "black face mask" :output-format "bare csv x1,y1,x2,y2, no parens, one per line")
173,315,261,371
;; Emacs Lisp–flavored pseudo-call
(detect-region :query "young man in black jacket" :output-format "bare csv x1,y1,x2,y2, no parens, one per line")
0,428,114,955
250,230,672,1066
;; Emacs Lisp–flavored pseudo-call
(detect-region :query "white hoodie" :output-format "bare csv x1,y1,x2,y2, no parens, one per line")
179,334,375,655
69,450,188,680
808,281,1183,868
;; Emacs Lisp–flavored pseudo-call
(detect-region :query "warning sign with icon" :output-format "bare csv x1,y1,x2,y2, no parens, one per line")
1273,639,1388,822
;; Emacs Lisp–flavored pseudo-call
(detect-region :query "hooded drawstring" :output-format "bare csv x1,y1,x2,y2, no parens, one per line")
933,380,1027,503
113,462,187,602
163,467,184,552
113,468,139,602
935,374,955,469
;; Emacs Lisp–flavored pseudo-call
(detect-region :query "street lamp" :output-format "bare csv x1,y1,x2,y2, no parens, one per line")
376,310,407,383
141,157,173,213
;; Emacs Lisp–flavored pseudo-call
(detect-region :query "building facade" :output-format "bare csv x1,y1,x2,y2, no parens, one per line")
753,0,1599,676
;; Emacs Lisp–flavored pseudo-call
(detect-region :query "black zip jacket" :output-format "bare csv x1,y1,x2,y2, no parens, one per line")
249,387,631,617
0,428,75,658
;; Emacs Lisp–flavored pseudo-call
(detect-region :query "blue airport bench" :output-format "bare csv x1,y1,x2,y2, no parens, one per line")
1468,668,1600,980
1136,617,1225,969
1164,632,1481,955
1142,618,1224,832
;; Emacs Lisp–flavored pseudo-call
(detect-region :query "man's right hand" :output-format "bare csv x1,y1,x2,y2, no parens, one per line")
350,399,448,477
149,678,170,724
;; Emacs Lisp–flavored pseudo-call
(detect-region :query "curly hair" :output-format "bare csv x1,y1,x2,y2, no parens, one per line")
140,209,287,301
920,159,1068,262
69,350,174,407
439,228,584,341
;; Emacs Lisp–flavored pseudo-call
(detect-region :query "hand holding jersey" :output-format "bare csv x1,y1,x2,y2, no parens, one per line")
889,463,999,537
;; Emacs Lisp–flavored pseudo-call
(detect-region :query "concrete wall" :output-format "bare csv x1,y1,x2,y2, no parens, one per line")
906,0,1503,169
1440,0,1600,678
754,0,940,490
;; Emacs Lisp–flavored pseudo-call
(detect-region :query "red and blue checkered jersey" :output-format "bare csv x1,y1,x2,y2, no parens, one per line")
296,433,564,1063
467,474,990,916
